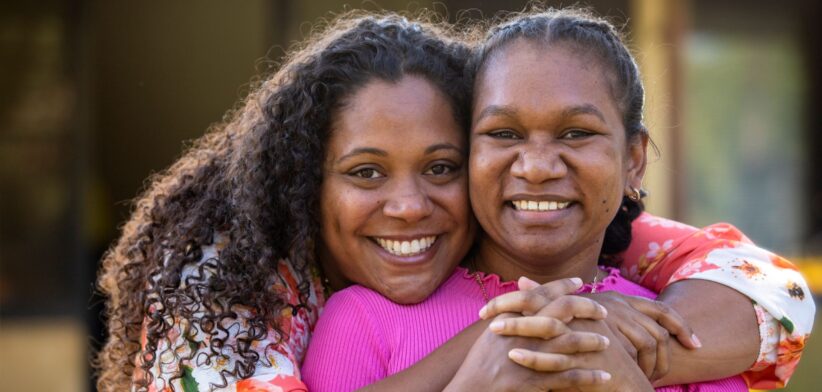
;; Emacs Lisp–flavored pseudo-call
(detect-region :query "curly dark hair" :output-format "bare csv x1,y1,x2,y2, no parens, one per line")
470,7,649,264
95,11,472,391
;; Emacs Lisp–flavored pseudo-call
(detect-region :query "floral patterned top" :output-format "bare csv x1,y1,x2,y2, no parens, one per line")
621,213,815,389
137,213,814,391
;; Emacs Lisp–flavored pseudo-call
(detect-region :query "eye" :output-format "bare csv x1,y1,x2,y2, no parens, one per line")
350,167,384,179
424,163,455,176
488,129,521,139
560,129,595,140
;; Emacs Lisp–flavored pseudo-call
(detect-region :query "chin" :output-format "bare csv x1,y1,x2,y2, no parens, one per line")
383,281,437,305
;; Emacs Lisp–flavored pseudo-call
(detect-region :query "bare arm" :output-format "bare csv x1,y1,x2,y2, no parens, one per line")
652,279,759,385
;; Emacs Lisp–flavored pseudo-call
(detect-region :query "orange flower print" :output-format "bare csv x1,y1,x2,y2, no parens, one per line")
732,259,762,279
236,375,308,392
770,254,800,271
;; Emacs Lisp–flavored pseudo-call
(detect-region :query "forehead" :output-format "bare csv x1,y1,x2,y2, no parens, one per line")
328,76,464,151
474,39,620,121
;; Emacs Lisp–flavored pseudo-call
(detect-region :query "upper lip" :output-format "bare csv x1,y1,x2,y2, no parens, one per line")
506,193,573,202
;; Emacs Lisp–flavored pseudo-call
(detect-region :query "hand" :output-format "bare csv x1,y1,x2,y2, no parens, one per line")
554,319,656,392
578,291,700,381
444,314,613,392
481,277,700,382
479,277,608,322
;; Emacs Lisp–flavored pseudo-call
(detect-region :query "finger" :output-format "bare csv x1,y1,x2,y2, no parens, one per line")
536,295,608,322
489,316,569,339
541,331,611,354
479,278,583,319
518,276,540,290
617,323,657,378
625,296,701,349
525,369,612,390
508,349,578,371
653,329,671,382
629,311,671,381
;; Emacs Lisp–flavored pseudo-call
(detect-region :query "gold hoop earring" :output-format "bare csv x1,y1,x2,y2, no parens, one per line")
628,187,641,201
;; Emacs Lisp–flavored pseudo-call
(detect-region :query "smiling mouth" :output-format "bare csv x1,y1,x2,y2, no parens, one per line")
511,200,572,212
374,236,437,257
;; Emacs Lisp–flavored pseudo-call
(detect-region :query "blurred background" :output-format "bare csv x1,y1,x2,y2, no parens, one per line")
0,0,819,390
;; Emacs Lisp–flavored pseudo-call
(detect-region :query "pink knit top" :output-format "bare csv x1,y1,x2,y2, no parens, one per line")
301,267,746,391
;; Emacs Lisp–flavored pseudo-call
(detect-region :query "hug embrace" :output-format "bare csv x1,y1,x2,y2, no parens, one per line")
96,6,815,392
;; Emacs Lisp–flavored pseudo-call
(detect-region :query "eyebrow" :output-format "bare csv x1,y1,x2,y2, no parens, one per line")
474,103,607,124
425,143,464,156
474,105,518,123
336,147,387,164
561,104,606,123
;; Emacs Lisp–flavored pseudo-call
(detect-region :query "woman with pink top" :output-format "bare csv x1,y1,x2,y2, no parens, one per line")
97,10,813,392
302,8,814,391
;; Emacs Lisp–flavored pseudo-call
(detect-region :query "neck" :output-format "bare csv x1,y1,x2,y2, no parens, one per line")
472,234,601,284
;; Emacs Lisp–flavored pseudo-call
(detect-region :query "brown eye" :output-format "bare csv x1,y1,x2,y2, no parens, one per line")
425,164,454,176
561,129,594,139
489,129,520,139
351,168,384,179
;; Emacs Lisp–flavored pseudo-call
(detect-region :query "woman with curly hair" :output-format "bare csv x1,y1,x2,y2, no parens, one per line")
97,9,813,392
301,7,814,391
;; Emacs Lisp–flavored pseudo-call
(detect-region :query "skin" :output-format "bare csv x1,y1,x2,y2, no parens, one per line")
469,40,647,285
358,39,759,390
318,75,475,305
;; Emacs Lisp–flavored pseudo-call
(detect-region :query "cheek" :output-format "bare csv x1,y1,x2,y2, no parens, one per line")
469,144,506,210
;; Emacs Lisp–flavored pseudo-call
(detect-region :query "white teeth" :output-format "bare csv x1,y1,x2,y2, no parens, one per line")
512,200,570,211
376,236,436,256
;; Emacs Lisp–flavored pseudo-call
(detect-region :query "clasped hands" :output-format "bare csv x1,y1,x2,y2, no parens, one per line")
444,278,701,391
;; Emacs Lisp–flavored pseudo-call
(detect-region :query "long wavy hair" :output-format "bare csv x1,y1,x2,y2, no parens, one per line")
95,11,471,391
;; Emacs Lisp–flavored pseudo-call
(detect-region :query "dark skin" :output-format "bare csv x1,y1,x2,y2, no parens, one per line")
354,40,761,391
356,280,758,391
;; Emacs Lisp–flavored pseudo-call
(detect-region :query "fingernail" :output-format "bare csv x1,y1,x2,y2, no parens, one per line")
570,277,583,286
599,371,612,381
599,305,608,317
692,334,702,348
478,306,488,319
489,320,505,332
601,336,610,347
509,349,525,362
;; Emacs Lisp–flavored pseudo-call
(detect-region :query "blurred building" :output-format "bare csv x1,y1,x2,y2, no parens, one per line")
1,1,819,391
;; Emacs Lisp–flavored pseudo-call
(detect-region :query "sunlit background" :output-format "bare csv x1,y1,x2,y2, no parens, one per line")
1,1,819,390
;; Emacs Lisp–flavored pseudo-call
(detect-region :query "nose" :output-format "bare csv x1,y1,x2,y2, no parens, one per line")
383,179,434,222
510,145,568,184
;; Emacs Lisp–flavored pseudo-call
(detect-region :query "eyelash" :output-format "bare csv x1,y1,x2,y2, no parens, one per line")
488,129,521,139
347,163,459,180
424,163,457,176
561,129,595,139
350,167,384,179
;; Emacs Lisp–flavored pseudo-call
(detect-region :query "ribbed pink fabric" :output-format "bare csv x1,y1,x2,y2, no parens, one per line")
301,267,747,391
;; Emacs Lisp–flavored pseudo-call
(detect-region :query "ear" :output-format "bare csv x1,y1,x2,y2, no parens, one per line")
625,131,649,191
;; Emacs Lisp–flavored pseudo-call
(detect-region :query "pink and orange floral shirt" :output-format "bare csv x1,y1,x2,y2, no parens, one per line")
621,213,814,389
138,213,814,391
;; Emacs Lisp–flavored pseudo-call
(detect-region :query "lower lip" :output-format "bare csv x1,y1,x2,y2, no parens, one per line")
371,238,441,265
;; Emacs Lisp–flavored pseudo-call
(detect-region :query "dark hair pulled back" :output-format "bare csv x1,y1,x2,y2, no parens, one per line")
96,11,471,391
471,7,648,263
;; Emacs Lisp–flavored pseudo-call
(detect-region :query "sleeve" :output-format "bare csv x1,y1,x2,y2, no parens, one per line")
135,239,318,392
301,288,391,392
135,313,309,392
620,212,816,389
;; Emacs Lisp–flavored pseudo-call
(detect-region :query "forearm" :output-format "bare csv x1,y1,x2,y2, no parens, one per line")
654,279,759,385
357,319,489,392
